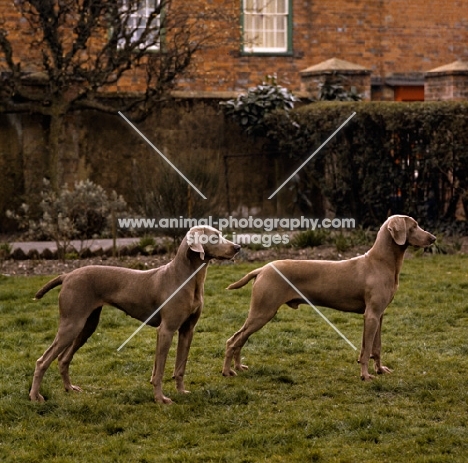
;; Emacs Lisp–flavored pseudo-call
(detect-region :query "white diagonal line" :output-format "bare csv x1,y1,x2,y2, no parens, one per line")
118,111,207,199
269,263,357,351
117,263,207,351
268,111,356,199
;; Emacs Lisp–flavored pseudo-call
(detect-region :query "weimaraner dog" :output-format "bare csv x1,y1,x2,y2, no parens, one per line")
30,226,240,404
222,215,435,381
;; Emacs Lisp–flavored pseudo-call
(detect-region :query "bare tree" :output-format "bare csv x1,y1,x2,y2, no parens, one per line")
0,0,233,189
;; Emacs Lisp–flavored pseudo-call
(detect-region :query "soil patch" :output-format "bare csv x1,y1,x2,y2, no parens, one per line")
0,245,373,276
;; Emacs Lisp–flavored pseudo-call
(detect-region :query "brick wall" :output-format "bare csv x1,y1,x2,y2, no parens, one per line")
1,0,467,94
177,0,468,94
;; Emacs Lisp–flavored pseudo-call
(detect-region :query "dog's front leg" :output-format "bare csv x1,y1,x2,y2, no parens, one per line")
173,315,199,394
372,315,393,375
152,325,175,404
358,311,380,381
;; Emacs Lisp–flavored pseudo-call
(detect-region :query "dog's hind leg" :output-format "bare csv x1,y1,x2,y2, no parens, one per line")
30,317,89,402
58,307,103,393
223,304,279,377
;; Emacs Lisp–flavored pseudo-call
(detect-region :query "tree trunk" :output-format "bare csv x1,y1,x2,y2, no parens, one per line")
47,109,67,191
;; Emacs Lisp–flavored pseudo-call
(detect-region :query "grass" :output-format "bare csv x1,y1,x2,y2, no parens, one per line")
1,255,468,462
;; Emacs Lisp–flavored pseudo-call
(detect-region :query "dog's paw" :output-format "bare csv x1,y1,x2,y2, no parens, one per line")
155,395,173,405
235,364,249,372
376,365,393,375
29,393,45,402
65,384,83,393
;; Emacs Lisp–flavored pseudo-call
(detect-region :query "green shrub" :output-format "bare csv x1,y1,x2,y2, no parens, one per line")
0,242,11,260
267,101,468,229
349,227,376,246
138,235,156,248
133,160,219,241
7,179,127,259
220,74,299,137
291,229,329,248
333,233,352,252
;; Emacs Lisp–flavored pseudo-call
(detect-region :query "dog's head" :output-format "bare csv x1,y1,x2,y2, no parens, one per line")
386,215,436,247
186,226,240,261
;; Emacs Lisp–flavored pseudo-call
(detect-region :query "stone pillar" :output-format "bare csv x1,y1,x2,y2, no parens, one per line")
425,60,468,101
299,57,371,101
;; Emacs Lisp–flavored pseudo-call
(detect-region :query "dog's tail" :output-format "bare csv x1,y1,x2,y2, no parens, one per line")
34,275,64,300
226,268,263,290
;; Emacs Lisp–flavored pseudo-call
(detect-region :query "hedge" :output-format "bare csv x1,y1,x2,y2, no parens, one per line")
267,101,468,231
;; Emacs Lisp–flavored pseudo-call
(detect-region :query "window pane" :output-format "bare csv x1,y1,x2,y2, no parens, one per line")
277,0,286,13
276,15,286,33
244,0,255,13
264,30,274,48
120,0,160,49
265,0,276,14
265,14,275,29
244,15,253,32
243,0,288,52
276,30,286,49
132,28,143,42
244,15,254,41
254,15,263,47
140,0,156,12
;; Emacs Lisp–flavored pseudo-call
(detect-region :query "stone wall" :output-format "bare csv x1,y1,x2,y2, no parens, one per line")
425,67,468,101
0,99,293,231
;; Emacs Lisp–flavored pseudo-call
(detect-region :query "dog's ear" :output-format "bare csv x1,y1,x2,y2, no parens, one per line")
187,230,205,260
387,216,407,245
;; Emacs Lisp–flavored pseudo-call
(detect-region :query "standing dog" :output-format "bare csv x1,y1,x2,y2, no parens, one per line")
31,226,240,404
222,215,435,381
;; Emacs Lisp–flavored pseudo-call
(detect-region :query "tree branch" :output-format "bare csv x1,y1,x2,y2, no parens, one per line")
1,0,236,119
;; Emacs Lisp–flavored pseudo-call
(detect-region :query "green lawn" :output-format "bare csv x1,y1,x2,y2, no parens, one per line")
1,255,468,462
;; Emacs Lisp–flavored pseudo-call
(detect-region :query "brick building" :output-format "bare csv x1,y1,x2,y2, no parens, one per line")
1,0,467,101
176,0,468,101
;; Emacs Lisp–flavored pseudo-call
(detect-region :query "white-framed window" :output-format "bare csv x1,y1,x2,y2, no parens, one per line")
242,0,290,54
120,0,161,50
